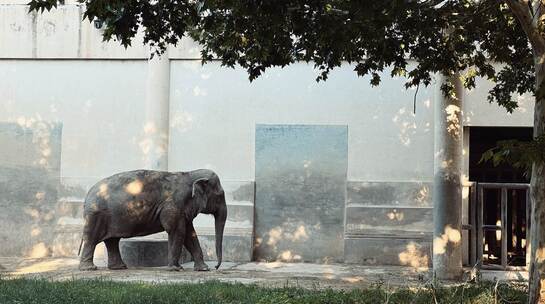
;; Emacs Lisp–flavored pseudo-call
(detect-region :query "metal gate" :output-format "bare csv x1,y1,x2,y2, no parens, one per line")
463,182,530,270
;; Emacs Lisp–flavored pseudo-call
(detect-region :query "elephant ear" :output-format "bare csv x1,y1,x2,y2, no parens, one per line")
192,178,208,198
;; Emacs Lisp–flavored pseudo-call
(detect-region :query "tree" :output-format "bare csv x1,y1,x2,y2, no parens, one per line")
27,0,545,302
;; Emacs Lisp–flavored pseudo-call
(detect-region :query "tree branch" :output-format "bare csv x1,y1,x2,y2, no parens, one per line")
505,0,545,56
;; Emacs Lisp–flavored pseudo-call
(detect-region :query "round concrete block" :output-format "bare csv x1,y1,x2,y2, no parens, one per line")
120,239,169,267
119,238,193,267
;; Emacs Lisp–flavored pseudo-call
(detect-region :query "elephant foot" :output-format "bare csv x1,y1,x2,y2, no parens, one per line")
108,263,128,270
79,262,98,271
193,262,210,272
167,265,183,272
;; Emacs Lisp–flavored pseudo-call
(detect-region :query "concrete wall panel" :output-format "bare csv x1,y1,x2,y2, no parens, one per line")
0,122,62,257
0,3,197,59
35,6,80,58
254,124,347,263
0,5,34,58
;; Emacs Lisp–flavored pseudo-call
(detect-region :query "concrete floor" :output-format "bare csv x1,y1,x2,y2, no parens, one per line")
0,257,527,290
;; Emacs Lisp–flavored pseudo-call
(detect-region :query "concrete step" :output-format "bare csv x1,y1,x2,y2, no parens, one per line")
343,236,431,268
55,197,84,218
50,198,84,257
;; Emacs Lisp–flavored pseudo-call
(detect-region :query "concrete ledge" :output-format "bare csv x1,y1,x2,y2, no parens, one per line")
51,230,81,257
195,235,253,262
55,199,83,218
347,181,432,207
344,237,431,267
345,205,432,236
193,203,254,233
480,269,528,282
222,181,255,206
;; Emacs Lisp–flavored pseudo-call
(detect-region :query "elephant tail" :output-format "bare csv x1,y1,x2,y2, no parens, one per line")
77,238,83,256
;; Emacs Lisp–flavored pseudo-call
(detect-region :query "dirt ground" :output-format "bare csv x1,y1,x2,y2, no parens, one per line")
0,257,528,290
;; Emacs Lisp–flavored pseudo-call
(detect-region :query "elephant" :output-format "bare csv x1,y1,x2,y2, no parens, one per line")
78,169,227,272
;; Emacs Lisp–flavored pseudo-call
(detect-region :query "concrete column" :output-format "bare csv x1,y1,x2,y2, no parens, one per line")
142,50,170,170
433,72,463,280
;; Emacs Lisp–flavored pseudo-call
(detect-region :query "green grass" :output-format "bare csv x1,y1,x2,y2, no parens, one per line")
0,277,527,304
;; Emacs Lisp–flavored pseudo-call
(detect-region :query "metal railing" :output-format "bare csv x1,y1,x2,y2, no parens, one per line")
463,182,530,271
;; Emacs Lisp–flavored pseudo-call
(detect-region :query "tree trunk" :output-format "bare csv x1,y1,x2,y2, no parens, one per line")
529,59,545,304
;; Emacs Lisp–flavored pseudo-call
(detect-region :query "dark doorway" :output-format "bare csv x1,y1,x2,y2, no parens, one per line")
469,127,532,183
469,127,532,268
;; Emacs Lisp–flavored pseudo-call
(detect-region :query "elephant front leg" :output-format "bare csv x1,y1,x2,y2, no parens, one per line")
184,222,209,271
104,238,127,270
167,223,186,271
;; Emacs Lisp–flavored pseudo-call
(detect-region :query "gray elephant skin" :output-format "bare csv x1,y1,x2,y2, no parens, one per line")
78,169,227,272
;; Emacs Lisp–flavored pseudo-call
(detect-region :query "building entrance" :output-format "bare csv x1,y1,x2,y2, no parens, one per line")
467,127,532,270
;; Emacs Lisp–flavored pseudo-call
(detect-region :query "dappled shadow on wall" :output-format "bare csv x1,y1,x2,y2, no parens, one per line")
0,121,64,259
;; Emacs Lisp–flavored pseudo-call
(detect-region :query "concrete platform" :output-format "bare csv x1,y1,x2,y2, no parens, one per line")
120,239,193,267
0,257,528,289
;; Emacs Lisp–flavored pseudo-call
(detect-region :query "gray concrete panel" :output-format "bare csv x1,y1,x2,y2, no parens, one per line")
0,122,62,257
0,167,59,256
254,124,347,263
347,181,432,207
344,237,431,267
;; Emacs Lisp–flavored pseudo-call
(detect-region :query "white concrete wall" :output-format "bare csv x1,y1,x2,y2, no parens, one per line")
0,60,148,192
169,61,437,182
463,77,534,127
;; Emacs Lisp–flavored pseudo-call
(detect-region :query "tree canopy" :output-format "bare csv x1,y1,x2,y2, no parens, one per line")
30,0,533,113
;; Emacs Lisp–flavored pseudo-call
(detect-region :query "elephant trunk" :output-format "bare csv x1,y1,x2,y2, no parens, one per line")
214,204,227,269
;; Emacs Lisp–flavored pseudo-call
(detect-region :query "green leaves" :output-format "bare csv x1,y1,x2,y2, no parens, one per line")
27,0,60,13
26,0,536,113
480,135,545,175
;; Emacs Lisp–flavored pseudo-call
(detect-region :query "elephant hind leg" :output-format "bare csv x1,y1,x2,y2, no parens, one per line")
79,211,108,271
104,238,127,270
79,239,98,271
